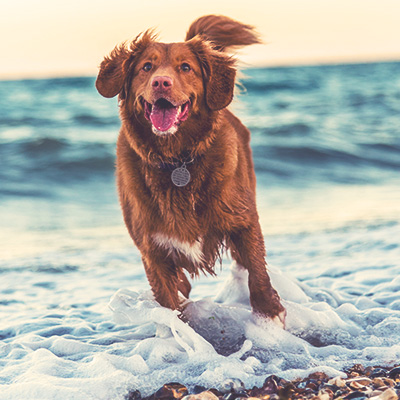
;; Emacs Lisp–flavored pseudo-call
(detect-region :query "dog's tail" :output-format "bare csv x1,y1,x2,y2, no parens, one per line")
185,15,261,51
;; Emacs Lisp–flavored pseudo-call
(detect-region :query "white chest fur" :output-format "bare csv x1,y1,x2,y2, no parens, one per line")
152,233,204,265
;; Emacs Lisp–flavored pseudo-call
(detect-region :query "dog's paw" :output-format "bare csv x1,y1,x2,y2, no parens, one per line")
271,309,287,330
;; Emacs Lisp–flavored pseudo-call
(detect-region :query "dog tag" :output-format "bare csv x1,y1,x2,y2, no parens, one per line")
171,165,191,187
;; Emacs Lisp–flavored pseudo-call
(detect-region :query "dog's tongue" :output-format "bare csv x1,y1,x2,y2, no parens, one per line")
150,102,178,132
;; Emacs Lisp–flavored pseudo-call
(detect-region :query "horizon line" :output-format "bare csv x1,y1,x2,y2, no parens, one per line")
1,56,399,82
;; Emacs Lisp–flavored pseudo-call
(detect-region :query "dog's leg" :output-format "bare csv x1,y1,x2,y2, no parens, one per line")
177,269,191,299
229,223,286,328
142,250,182,311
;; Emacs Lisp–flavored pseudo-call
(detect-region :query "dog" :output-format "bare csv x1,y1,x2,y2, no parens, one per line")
96,15,286,327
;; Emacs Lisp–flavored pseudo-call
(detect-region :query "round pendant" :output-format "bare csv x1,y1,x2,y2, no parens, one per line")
171,166,191,187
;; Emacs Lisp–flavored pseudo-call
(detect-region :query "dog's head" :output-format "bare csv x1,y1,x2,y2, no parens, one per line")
96,31,236,137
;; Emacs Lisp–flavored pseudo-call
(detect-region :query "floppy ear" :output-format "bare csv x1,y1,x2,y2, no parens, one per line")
206,53,236,111
95,44,131,98
96,30,158,99
187,37,236,111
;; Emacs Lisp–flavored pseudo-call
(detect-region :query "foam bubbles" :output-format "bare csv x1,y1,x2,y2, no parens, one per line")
1,223,400,399
102,261,400,394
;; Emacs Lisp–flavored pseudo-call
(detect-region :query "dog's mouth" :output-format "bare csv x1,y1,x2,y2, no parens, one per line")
143,98,191,135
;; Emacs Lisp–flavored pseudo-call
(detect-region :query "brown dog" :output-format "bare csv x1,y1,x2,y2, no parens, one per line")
96,15,285,326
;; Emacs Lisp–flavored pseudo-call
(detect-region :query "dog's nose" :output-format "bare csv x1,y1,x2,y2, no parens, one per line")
152,76,173,89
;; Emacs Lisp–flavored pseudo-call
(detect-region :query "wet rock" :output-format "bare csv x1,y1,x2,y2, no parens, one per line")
249,377,285,398
347,377,372,386
383,378,396,388
223,392,248,400
370,391,386,397
305,380,319,391
369,388,399,400
349,381,367,391
182,391,219,400
264,375,281,393
343,390,368,399
277,384,295,400
350,365,366,375
311,392,331,400
208,389,223,398
153,383,188,400
370,368,389,378
221,378,245,394
389,367,400,380
297,380,308,389
319,388,334,400
373,377,387,388
138,364,400,400
320,383,338,393
192,386,207,395
335,389,352,398
309,372,330,382
127,390,142,400
328,376,347,388
347,376,373,391
364,367,375,376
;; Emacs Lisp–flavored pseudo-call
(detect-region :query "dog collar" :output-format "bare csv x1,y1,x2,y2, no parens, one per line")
157,152,194,187
157,152,195,172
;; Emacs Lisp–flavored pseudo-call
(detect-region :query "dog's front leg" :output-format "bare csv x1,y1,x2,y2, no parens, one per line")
142,249,182,311
229,223,286,327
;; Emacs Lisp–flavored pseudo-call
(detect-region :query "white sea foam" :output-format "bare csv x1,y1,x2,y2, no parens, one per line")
3,242,400,400
1,204,400,399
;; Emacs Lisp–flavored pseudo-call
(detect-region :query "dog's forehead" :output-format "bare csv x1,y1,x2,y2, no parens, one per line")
141,42,197,63
168,42,197,60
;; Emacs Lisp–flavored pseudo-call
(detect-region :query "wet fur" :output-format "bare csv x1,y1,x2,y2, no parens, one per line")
96,15,285,324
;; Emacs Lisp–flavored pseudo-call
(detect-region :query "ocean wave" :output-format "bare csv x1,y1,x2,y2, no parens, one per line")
18,76,95,90
0,61,399,193
260,122,313,136
1,136,399,194
254,143,400,168
0,116,57,128
252,142,400,185
72,113,119,126
242,79,319,93
0,113,119,129
19,137,68,152
0,137,115,189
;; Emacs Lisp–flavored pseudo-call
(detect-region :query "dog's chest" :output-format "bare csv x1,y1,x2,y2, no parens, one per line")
152,233,204,264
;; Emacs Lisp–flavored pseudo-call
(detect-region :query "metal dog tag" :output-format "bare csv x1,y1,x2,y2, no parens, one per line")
171,164,191,187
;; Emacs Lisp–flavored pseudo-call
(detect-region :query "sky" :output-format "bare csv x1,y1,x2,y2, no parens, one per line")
2,0,400,79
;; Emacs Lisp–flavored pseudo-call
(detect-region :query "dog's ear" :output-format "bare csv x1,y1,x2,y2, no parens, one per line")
187,37,236,111
96,30,157,98
206,53,236,111
96,44,131,98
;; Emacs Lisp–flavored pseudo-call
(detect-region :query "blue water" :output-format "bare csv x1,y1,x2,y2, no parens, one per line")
1,62,400,399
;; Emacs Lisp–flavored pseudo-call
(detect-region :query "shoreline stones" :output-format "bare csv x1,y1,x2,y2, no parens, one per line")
126,365,400,400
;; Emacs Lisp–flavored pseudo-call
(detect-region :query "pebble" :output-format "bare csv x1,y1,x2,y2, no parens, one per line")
389,367,400,380
369,388,399,400
182,392,219,400
221,379,245,394
154,383,188,400
347,377,372,386
343,391,367,400
370,368,389,378
130,364,400,400
223,392,248,400
328,376,347,387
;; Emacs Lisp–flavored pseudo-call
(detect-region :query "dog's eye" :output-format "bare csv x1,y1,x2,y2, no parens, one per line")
143,62,152,72
181,63,191,72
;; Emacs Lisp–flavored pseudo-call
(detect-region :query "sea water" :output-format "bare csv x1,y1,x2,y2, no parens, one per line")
1,61,400,399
